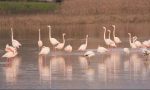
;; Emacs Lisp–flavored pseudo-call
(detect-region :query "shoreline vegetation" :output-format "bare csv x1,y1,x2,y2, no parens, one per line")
0,1,59,14
0,0,150,39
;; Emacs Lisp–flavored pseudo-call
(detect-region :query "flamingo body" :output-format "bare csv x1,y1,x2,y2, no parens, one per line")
39,46,50,55
84,51,95,58
64,45,72,52
97,46,108,53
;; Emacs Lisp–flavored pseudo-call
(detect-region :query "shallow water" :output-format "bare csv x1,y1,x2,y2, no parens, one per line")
0,38,149,89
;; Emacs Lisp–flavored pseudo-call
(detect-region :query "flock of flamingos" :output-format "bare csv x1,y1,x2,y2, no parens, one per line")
2,25,150,61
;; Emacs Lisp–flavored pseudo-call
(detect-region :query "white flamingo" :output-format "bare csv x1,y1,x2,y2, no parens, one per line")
84,51,95,58
5,44,16,53
84,51,95,65
11,28,21,48
39,46,50,56
133,36,142,48
142,40,149,48
48,25,60,46
55,33,66,50
103,27,111,47
107,30,116,47
38,29,43,48
128,33,136,48
112,25,122,44
2,48,18,60
97,45,108,54
64,45,72,53
78,35,88,51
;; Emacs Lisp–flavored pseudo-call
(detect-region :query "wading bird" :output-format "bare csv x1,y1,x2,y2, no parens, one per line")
39,46,50,56
97,45,108,54
78,35,88,51
55,33,66,50
2,47,18,61
107,30,116,47
64,45,72,53
48,25,60,47
128,33,136,48
84,51,95,65
38,29,43,48
11,28,21,49
133,36,142,48
112,25,122,44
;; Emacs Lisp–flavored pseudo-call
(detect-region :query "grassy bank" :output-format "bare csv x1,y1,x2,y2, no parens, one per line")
0,0,150,39
0,1,59,14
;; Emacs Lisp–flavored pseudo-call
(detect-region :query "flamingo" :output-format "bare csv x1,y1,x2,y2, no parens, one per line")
2,48,18,60
5,44,16,53
133,36,142,48
11,28,21,49
84,51,95,58
84,51,95,65
55,33,66,50
64,45,72,53
107,30,116,47
78,35,88,51
142,40,149,48
64,44,73,60
128,33,137,48
112,25,122,44
39,46,50,56
48,25,60,46
97,45,108,54
123,48,130,54
103,27,111,47
38,29,43,48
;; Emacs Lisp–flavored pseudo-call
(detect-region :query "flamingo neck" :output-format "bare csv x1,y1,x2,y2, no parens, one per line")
129,34,132,44
11,28,13,41
63,35,65,44
108,31,111,39
85,36,88,45
39,29,41,41
104,28,106,40
113,27,116,38
49,28,51,38
133,37,137,43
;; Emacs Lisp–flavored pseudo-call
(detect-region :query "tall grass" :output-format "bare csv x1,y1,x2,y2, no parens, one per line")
0,0,150,39
0,1,59,14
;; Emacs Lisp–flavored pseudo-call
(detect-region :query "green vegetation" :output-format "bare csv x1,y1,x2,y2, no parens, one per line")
0,1,59,14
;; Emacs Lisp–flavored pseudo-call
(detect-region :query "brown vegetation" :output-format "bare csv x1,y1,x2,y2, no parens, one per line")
0,0,150,39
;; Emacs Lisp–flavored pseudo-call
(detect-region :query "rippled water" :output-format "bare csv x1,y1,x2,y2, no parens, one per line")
0,38,149,89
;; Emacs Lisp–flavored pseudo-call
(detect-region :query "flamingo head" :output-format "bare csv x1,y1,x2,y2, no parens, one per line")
128,33,131,35
63,33,66,36
11,27,13,31
112,25,115,28
47,25,51,28
103,26,106,30
86,35,88,38
107,30,111,32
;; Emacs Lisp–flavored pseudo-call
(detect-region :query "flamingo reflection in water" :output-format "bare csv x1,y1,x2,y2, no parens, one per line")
3,56,21,83
38,56,50,82
50,56,66,76
98,63,107,86
78,56,95,81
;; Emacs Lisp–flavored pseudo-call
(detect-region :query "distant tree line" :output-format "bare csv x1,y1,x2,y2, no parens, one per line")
0,0,63,3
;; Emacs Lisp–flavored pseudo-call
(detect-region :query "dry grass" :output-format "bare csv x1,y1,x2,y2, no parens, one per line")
0,0,150,39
